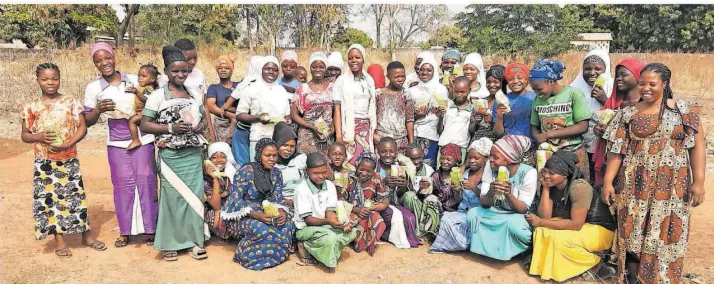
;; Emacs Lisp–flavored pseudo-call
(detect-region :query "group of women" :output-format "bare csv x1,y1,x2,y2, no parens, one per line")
22,38,706,283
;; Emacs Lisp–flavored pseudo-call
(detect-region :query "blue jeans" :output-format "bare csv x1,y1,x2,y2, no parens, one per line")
232,128,250,166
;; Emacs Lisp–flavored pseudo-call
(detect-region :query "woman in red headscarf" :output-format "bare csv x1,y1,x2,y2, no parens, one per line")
367,64,386,89
592,58,646,187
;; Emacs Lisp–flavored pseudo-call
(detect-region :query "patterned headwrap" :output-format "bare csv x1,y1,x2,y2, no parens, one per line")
442,49,462,62
493,135,531,164
440,144,462,162
505,63,530,82
356,151,379,166
90,42,115,58
469,137,493,157
215,55,235,70
252,138,277,200
529,59,566,82
583,55,606,66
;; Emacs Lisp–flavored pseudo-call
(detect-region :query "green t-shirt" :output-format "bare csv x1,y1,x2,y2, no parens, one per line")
530,86,591,151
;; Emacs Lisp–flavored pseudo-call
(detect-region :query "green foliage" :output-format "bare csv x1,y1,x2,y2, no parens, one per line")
456,4,592,57
427,25,466,49
136,5,241,46
0,4,117,48
332,28,373,49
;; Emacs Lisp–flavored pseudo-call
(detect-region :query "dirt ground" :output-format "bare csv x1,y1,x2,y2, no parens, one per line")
1,136,712,284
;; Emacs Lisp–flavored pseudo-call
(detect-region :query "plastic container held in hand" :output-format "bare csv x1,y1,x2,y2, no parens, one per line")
314,118,330,136
475,98,489,113
203,160,224,178
539,142,559,152
594,109,616,125
416,176,434,195
450,167,464,189
363,199,373,209
262,200,280,218
593,73,608,89
42,120,64,147
442,70,451,85
495,91,511,113
333,172,349,190
180,106,197,127
391,165,400,177
536,150,552,171
335,202,349,223
495,166,510,201
453,63,463,77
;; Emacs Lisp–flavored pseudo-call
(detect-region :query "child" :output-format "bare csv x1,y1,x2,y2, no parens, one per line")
278,50,300,93
470,65,504,143
21,63,106,257
374,61,415,155
203,142,238,243
327,142,356,200
377,138,437,241
294,66,308,84
431,144,466,212
437,76,478,162
126,64,159,150
405,144,435,195
342,152,388,255
294,153,357,272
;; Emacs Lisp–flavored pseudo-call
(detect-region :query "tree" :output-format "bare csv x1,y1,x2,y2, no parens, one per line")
0,4,116,48
386,5,448,48
456,4,592,57
135,5,242,47
253,5,289,55
360,4,390,48
114,4,139,48
288,5,348,48
332,28,373,49
428,24,466,48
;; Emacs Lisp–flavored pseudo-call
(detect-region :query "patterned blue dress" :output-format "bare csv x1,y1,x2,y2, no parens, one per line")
222,164,295,271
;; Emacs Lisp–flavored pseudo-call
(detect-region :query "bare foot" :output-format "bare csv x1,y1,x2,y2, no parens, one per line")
127,139,141,150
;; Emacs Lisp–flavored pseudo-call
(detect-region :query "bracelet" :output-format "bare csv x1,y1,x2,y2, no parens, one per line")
168,123,174,134
221,109,226,118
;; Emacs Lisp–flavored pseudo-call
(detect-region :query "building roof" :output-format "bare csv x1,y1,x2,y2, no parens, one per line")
577,33,613,41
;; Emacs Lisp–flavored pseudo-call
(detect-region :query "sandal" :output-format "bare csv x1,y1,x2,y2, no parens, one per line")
296,242,317,266
218,238,230,244
84,240,107,251
190,246,208,260
582,261,617,282
145,236,154,246
115,236,129,248
163,251,178,261
55,247,72,257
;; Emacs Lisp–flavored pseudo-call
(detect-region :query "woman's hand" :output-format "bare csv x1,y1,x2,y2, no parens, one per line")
275,209,288,225
126,86,138,95
495,105,509,118
172,122,192,134
690,183,705,207
473,111,484,122
525,213,542,227
356,207,371,219
492,181,512,196
40,132,58,145
192,122,204,134
602,183,616,206
97,99,116,113
593,123,606,138
435,107,446,118
259,113,271,125
591,85,607,104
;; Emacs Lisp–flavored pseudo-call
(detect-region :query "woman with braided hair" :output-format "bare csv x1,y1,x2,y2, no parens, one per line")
601,63,706,283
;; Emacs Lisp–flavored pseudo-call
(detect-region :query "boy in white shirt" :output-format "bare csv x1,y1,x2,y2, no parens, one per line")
293,153,356,272
437,76,479,163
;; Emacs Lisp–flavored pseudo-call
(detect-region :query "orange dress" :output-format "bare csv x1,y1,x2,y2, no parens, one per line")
21,96,83,161
603,100,700,284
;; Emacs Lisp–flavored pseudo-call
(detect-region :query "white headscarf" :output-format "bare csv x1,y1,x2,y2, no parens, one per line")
469,137,493,157
309,52,328,68
405,51,433,87
327,51,343,70
416,52,441,88
569,48,614,111
208,142,238,182
260,56,281,87
281,50,298,63
333,44,377,150
463,53,490,99
408,51,449,141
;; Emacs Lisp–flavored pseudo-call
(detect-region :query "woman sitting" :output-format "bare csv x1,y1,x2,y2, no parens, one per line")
429,138,493,253
527,150,616,282
467,135,537,261
221,138,295,271
272,122,307,216
203,142,238,243
342,152,388,255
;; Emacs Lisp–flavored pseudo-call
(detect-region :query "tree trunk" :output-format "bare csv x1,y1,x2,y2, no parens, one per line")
246,9,253,51
115,4,139,48
375,15,381,48
128,11,136,50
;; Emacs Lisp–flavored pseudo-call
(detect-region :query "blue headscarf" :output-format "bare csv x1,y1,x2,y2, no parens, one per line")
442,49,462,62
529,59,566,82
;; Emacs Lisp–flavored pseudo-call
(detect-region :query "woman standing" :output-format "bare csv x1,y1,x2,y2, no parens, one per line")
291,52,335,156
221,138,295,270
22,63,106,256
83,42,158,248
602,63,706,284
408,52,449,169
140,46,210,261
223,56,264,165
332,44,377,165
592,58,646,187
206,55,239,144
492,63,536,165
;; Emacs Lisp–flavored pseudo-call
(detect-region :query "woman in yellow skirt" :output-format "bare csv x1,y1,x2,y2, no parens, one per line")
525,150,616,282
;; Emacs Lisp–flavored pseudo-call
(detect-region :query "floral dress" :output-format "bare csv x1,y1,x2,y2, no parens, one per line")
603,100,701,284
203,176,237,240
221,164,295,271
342,174,388,255
293,83,334,156
22,96,90,240
375,89,415,154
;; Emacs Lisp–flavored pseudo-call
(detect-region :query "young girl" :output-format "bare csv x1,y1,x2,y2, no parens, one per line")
472,65,505,143
204,142,238,243
374,61,415,154
21,63,106,257
343,152,388,255
126,64,160,150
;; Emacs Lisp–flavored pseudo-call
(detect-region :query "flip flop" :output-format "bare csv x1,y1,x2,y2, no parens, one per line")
190,246,207,260
84,240,107,251
163,251,178,261
55,247,72,257
115,237,129,248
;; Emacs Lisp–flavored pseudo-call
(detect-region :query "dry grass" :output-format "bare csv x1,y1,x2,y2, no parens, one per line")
1,47,712,140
